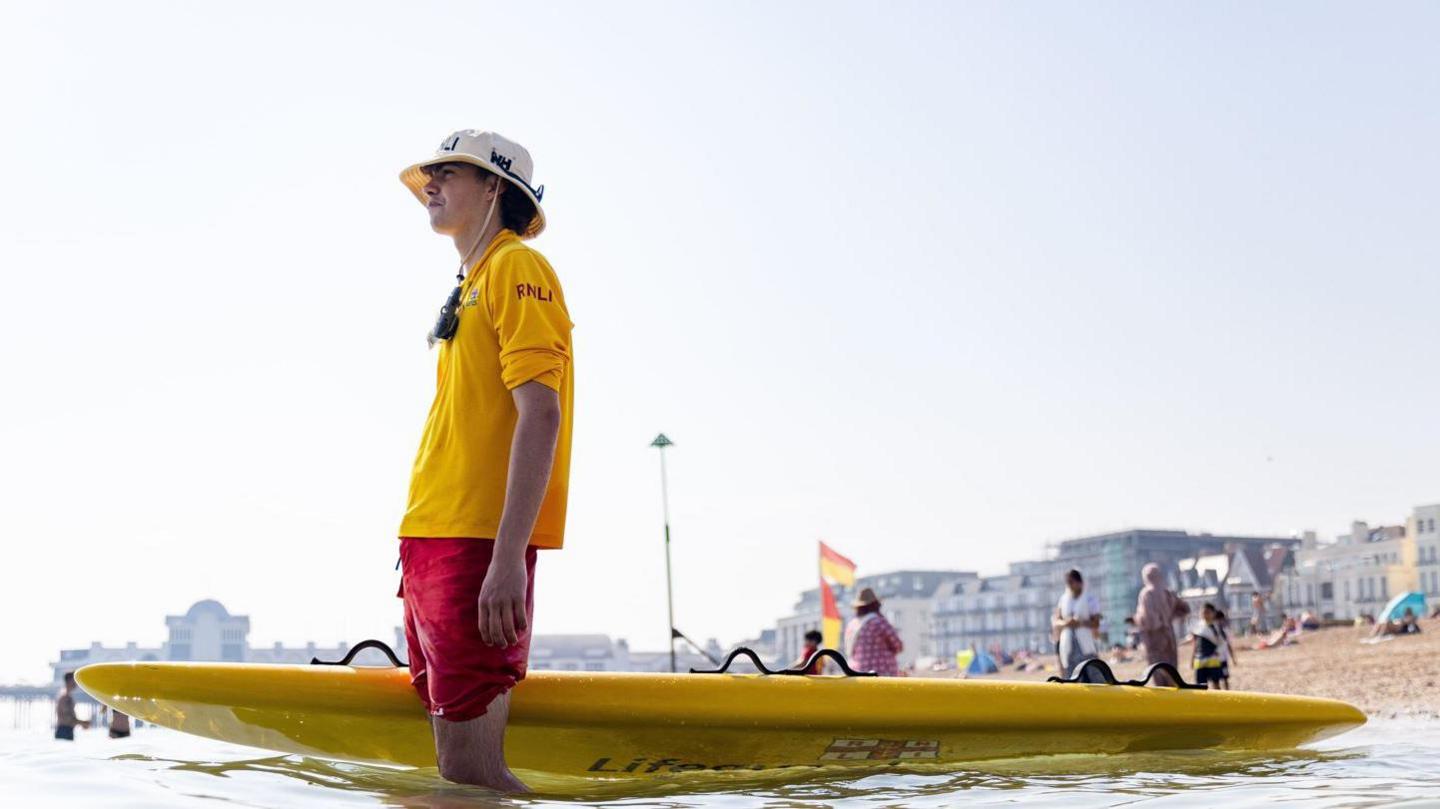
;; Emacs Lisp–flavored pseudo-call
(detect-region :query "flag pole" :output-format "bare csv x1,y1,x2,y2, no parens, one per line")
650,433,676,673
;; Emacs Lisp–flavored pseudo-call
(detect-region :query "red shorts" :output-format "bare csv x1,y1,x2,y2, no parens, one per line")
398,537,537,722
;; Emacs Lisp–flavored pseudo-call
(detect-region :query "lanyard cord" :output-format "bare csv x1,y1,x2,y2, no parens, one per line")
455,192,500,285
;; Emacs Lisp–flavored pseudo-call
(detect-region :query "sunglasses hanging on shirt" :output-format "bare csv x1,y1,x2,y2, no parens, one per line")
426,272,464,348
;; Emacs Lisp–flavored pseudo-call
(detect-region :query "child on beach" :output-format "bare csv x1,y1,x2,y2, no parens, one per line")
1189,603,1229,689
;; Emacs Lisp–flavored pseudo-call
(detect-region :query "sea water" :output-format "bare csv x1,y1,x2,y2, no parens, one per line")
2,718,1438,808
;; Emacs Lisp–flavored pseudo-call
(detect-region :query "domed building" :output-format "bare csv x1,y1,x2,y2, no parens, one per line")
163,599,249,662
50,599,385,685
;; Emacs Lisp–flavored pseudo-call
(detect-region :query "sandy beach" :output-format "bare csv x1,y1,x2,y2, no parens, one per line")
969,617,1440,719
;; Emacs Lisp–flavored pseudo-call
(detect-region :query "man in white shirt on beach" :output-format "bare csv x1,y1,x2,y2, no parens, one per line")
1054,568,1104,681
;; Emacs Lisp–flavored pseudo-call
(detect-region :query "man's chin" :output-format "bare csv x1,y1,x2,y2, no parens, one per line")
428,212,454,234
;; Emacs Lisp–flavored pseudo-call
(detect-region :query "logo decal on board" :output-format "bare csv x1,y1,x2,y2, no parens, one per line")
819,738,940,761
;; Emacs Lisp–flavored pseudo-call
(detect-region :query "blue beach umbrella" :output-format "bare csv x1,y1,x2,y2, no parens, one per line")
1379,591,1427,623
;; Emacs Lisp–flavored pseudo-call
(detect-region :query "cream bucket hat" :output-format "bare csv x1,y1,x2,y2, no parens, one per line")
400,130,546,238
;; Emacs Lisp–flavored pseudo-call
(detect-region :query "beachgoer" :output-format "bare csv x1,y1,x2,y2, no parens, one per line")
54,672,89,740
396,131,570,792
1257,613,1299,649
1133,562,1190,686
1053,569,1104,681
844,588,903,676
109,709,131,739
1123,616,1141,650
792,629,828,674
1400,608,1421,634
1189,603,1229,690
1249,592,1268,636
1371,607,1423,638
1214,609,1236,689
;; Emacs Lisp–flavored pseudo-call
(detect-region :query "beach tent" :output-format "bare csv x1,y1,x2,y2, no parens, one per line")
969,649,999,675
1380,591,1427,623
955,648,998,675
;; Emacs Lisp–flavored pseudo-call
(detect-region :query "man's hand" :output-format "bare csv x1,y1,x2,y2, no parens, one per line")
478,552,529,646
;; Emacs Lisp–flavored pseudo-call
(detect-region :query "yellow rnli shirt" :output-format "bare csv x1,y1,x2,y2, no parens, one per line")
399,229,574,548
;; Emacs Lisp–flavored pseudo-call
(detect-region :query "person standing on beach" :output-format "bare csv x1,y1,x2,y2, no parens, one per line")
395,130,572,792
1053,569,1104,681
1188,603,1230,690
54,672,89,740
845,588,904,676
1250,592,1268,636
1133,563,1190,686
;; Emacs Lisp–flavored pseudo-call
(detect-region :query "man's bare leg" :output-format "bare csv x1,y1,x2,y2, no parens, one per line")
432,691,528,792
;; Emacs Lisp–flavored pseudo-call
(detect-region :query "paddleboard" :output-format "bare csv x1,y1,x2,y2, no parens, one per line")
76,660,1363,782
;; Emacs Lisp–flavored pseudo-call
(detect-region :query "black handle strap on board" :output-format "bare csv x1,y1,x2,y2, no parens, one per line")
1046,657,1205,689
310,639,408,668
690,646,877,677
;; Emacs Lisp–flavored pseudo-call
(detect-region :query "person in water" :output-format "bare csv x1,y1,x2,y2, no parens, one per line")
54,672,89,740
1053,569,1104,681
108,709,132,739
395,130,572,792
792,629,827,674
844,588,904,676
1133,562,1190,686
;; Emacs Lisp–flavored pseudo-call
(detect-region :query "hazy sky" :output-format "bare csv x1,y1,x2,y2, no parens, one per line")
2,2,1437,683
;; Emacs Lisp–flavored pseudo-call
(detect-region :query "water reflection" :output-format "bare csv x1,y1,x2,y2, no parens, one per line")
100,745,1378,808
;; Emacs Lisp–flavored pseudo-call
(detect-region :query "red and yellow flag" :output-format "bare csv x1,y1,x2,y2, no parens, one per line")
819,541,857,650
820,541,857,587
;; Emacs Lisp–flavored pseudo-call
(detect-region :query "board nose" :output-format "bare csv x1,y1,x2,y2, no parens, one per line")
75,662,129,707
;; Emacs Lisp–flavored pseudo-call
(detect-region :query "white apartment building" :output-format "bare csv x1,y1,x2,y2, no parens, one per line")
1413,504,1440,613
929,562,1054,659
1276,516,1421,621
527,634,630,672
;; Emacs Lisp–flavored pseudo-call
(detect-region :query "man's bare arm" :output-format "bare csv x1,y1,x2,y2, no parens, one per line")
478,381,562,647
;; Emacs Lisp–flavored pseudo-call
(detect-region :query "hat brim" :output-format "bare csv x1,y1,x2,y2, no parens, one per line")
399,155,546,239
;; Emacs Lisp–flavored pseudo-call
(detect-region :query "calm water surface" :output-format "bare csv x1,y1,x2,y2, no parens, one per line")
2,719,1438,808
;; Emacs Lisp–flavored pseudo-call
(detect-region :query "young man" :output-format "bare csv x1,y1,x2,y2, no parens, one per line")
1053,568,1103,681
396,130,573,792
54,672,89,740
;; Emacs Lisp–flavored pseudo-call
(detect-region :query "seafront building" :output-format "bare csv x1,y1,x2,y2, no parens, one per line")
1412,504,1440,614
458,634,726,673
51,600,727,684
51,600,384,684
1173,545,1290,626
928,561,1052,659
1274,507,1439,621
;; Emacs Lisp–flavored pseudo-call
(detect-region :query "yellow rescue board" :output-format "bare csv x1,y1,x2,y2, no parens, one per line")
77,662,1363,781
